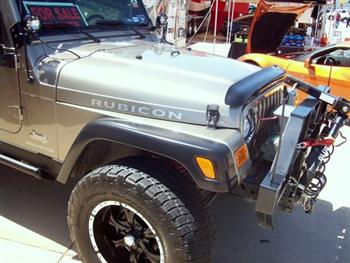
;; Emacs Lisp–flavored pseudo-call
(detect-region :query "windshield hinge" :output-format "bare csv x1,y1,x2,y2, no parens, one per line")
10,22,24,48
14,54,20,71
206,104,220,129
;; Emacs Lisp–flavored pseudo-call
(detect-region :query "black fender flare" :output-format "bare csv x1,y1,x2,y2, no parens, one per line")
56,118,236,192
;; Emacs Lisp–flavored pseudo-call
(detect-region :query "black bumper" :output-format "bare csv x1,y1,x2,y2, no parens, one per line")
255,97,324,228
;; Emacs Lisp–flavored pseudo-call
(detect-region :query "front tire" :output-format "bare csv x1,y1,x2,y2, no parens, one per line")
68,161,215,263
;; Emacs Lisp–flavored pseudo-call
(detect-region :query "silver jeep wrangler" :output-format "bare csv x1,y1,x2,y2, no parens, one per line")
0,1,349,262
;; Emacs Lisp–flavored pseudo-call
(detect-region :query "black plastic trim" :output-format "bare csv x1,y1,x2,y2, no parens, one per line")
56,118,237,192
0,142,61,178
225,66,285,107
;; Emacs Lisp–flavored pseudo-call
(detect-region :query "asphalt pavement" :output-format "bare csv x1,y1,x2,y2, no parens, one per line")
0,127,349,263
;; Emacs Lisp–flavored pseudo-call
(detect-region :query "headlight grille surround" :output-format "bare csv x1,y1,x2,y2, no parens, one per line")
243,85,284,146
256,87,284,123
244,85,284,162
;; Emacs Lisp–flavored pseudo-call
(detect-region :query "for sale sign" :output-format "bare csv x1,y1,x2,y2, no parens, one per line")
23,1,88,28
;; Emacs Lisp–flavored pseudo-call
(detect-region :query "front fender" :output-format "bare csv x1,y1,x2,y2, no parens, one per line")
56,118,237,192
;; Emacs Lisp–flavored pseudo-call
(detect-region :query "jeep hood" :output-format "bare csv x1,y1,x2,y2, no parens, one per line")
52,41,260,128
247,0,311,54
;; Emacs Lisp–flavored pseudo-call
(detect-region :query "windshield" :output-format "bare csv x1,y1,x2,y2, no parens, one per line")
295,44,337,62
20,0,150,30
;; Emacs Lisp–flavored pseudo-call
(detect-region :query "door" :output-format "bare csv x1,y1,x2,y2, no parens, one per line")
286,60,332,88
0,12,22,133
328,48,350,100
286,59,332,104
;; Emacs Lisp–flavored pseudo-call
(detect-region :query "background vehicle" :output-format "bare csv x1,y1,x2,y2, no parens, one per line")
326,8,349,20
339,9,350,22
239,43,350,102
245,0,311,54
0,1,349,263
330,8,349,20
338,9,349,19
228,0,311,59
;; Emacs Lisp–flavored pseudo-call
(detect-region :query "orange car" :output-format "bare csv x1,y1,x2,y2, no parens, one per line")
237,0,350,101
239,43,350,101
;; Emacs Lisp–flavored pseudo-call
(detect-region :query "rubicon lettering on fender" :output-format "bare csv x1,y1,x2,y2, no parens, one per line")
91,99,183,120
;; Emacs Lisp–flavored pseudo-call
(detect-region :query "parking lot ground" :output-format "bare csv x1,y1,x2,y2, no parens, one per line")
0,127,349,263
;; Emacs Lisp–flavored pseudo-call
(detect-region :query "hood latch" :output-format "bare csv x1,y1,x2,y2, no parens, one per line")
206,104,220,129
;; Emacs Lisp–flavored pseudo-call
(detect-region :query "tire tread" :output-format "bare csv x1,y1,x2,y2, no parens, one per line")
68,158,215,263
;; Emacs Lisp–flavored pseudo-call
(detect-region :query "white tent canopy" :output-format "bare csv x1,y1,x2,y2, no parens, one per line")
297,7,313,24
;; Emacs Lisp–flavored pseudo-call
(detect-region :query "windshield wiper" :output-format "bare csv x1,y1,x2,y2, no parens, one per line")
44,24,101,43
78,29,101,43
95,20,146,39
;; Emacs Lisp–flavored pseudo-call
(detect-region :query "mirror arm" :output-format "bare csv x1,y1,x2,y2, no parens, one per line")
304,57,314,68
9,22,34,82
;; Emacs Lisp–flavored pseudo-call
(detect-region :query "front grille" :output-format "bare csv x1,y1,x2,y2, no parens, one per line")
248,86,284,162
256,87,284,121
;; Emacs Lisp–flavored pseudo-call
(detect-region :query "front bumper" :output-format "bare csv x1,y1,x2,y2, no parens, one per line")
255,97,325,228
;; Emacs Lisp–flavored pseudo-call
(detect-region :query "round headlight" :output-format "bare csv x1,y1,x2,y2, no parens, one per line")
243,109,256,142
243,117,252,139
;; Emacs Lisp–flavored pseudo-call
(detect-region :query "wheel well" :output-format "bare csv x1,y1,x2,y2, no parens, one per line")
68,140,192,183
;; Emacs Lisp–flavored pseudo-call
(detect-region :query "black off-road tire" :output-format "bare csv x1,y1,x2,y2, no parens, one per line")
68,159,215,263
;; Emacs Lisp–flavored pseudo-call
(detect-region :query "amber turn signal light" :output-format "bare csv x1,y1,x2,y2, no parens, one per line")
196,157,216,179
234,144,248,169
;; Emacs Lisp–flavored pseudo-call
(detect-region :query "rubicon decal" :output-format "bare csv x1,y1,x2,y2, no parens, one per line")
57,88,207,125
91,99,183,120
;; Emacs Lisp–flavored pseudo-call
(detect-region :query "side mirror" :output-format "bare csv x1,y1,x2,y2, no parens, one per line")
23,15,41,34
304,57,312,68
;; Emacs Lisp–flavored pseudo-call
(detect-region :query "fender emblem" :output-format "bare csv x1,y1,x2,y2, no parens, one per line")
30,130,48,144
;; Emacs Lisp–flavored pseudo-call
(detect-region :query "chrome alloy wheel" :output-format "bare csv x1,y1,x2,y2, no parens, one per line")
89,201,165,263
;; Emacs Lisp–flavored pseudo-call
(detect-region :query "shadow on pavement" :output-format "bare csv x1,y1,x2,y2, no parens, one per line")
0,165,349,263
0,165,75,248
212,194,350,263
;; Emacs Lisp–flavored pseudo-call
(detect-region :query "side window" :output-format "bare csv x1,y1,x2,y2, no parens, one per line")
312,48,350,67
324,48,350,67
311,49,336,65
